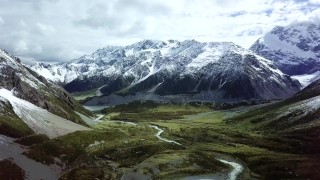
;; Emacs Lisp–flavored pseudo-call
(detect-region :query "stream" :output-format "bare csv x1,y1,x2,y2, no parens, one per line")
149,125,244,180
217,159,243,180
149,125,181,145
0,135,60,180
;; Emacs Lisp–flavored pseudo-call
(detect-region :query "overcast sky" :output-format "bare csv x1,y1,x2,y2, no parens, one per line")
0,0,319,64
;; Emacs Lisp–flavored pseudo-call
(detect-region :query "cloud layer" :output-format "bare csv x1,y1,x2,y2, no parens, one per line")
0,0,319,64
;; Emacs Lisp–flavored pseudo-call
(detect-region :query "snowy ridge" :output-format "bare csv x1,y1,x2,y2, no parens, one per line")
31,40,261,85
0,48,92,123
31,40,301,101
0,49,46,89
251,22,320,79
0,88,90,138
0,49,21,70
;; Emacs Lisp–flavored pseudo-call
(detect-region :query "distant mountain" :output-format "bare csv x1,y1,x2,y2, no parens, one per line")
31,40,301,102
0,49,92,138
250,22,320,78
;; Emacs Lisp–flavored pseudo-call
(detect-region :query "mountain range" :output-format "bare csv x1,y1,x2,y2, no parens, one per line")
1,21,320,180
31,40,301,103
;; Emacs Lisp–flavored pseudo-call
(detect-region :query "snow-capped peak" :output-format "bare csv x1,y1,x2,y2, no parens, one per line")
250,22,320,76
30,40,301,101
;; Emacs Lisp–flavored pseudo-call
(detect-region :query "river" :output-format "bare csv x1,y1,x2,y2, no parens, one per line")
149,125,243,180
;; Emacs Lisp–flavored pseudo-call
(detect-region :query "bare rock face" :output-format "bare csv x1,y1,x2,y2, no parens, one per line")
0,49,92,124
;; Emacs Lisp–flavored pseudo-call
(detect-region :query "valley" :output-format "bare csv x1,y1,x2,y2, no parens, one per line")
1,75,320,179
0,17,320,180
4,91,318,179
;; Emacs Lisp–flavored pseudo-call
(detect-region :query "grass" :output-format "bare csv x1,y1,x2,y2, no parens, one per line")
59,165,105,180
26,123,184,179
104,101,211,122
25,100,320,179
47,94,92,126
0,103,34,138
144,151,230,179
26,102,241,178
71,89,99,101
15,134,49,146
26,130,127,164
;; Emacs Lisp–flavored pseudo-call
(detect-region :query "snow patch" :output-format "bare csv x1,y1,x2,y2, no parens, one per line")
262,32,317,61
0,88,90,138
292,71,320,87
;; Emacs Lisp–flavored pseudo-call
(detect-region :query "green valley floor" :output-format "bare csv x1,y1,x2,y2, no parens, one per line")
18,101,320,179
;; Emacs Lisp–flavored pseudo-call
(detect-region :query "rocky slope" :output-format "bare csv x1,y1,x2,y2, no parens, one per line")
0,49,92,128
31,40,301,102
250,22,320,77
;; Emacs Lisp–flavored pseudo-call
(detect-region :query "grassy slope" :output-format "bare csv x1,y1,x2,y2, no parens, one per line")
104,100,320,179
48,93,92,127
25,123,185,179
71,88,98,101
0,102,34,138
25,103,232,179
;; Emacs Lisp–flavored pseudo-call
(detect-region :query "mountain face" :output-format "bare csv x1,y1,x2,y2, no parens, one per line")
31,40,301,102
0,49,92,127
233,78,320,132
250,22,320,76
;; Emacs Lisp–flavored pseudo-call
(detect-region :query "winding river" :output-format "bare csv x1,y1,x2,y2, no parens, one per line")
149,125,244,180
217,159,243,180
149,125,182,145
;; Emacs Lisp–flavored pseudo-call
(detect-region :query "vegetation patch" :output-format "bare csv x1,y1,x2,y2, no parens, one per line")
15,134,49,146
104,101,210,122
25,99,320,179
59,165,104,180
0,102,34,138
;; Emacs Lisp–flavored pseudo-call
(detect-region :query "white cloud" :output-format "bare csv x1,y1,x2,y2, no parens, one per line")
0,16,4,25
297,8,320,22
36,23,56,36
0,0,319,64
15,40,28,52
